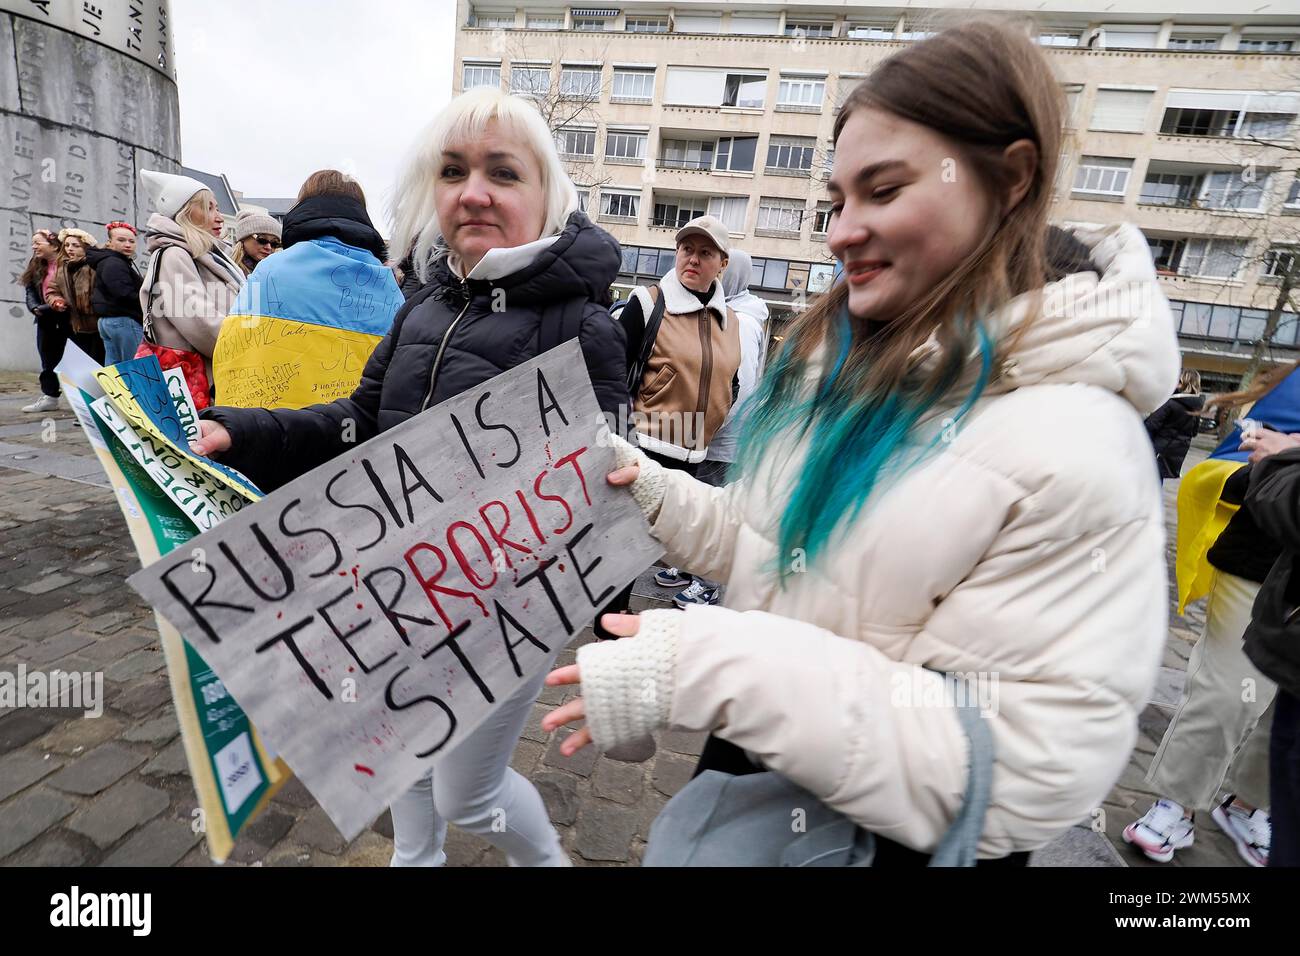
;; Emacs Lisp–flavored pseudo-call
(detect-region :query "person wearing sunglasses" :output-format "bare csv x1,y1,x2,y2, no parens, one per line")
230,209,283,276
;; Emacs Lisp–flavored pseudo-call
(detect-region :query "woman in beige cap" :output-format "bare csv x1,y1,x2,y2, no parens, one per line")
229,209,283,276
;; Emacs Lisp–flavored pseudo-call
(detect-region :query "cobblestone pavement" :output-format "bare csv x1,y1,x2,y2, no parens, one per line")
0,372,1253,866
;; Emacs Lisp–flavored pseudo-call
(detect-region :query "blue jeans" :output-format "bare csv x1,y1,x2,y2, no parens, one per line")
98,316,143,366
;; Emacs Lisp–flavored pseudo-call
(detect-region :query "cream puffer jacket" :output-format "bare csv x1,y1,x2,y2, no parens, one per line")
577,223,1181,859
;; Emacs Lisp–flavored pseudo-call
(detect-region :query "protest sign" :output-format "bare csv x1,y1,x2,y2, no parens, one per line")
57,346,289,862
129,340,662,839
93,357,262,501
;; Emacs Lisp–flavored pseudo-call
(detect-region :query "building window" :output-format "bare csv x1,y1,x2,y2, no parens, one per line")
1072,156,1133,197
757,197,804,233
1286,177,1300,209
663,67,765,109
1200,170,1270,211
600,189,640,220
626,16,669,33
1148,236,1186,273
1239,37,1295,53
1161,91,1300,140
575,188,590,214
526,14,564,30
1163,107,1295,140
572,16,610,32
1180,238,1250,279
605,130,647,163
834,76,864,113
723,73,767,109
1140,171,1200,207
1265,246,1299,279
812,202,833,235
766,135,816,174
611,68,654,102
1062,84,1084,129
749,257,790,289
660,139,714,170
786,21,834,39
469,11,515,29
778,75,825,109
730,15,779,36
715,136,757,173
555,127,596,159
1099,25,1161,50
707,196,747,233
822,146,835,177
1167,35,1219,51
651,195,709,228
462,62,501,90
897,29,935,42
1039,32,1080,47
559,67,601,99
1090,89,1154,133
673,13,722,34
846,23,894,41
510,65,551,95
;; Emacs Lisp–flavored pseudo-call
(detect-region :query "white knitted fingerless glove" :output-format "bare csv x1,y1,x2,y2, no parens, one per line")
575,609,680,752
609,433,667,523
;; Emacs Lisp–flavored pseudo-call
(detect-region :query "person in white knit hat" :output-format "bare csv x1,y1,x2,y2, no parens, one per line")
137,170,244,392
230,208,282,276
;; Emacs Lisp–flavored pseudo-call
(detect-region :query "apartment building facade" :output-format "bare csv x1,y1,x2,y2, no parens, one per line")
452,1,1300,387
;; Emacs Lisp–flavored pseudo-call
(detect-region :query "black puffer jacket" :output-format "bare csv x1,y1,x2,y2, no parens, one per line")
1242,447,1300,697
1144,393,1205,479
84,247,143,321
281,194,387,260
204,211,628,492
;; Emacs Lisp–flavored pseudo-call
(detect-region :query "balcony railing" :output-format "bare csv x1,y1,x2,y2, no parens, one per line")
657,158,714,171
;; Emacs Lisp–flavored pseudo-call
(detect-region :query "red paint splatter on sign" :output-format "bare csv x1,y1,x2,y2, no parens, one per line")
354,764,375,776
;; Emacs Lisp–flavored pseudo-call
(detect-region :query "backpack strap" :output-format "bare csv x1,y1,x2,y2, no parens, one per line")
626,284,665,395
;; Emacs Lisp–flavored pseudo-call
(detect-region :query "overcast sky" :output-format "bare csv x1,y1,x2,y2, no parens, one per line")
171,1,457,232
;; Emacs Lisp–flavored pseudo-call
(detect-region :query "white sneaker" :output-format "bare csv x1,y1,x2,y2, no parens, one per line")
21,394,58,413
1211,796,1270,868
1122,799,1195,863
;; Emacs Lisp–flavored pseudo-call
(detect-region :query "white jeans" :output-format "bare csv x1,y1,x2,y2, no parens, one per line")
388,650,568,867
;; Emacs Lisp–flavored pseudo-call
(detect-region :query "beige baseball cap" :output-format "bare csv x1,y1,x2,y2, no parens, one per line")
674,215,730,256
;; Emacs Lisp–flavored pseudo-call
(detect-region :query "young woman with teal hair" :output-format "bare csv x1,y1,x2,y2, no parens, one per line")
543,19,1182,864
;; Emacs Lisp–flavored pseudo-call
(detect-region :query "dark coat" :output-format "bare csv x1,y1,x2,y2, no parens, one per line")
1242,447,1300,697
25,279,54,321
1145,393,1205,479
281,194,387,260
204,211,629,492
85,247,143,321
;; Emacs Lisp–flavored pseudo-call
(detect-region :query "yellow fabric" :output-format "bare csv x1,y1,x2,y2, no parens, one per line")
213,313,381,410
1174,457,1246,614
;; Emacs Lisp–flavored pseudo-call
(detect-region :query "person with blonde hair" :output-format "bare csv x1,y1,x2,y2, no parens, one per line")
544,20,1181,865
137,170,244,390
229,209,282,277
191,87,630,866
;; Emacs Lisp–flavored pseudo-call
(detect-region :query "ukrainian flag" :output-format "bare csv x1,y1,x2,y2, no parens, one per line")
1175,365,1300,612
213,236,402,409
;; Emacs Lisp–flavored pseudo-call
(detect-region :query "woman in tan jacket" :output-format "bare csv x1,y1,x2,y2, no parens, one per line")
544,21,1181,864
137,170,245,387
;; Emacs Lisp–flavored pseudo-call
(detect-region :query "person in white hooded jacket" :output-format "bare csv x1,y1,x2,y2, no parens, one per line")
543,21,1181,863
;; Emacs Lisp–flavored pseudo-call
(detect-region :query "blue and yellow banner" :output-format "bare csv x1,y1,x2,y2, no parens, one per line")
213,236,401,409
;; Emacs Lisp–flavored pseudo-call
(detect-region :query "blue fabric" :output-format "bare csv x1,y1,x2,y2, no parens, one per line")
1212,367,1300,461
232,237,401,335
